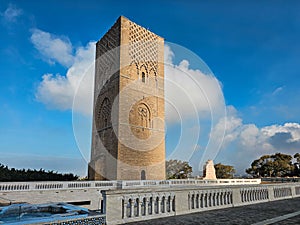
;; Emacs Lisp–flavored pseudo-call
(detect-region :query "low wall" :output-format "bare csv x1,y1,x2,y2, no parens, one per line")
0,179,261,192
0,179,260,210
0,181,117,210
103,183,300,225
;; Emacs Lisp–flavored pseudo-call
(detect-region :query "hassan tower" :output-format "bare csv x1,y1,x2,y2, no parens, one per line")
88,16,166,180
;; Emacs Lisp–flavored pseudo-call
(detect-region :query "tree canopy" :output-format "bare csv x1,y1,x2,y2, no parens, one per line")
166,159,192,179
294,153,300,163
0,164,78,181
214,163,236,179
246,153,295,177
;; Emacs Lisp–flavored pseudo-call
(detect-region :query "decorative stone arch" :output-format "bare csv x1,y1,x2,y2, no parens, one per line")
129,61,139,79
148,67,157,77
129,101,153,140
96,97,111,130
139,64,148,83
137,103,152,129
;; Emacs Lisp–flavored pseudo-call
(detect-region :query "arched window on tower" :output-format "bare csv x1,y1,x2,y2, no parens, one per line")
141,170,146,180
97,98,111,130
138,104,151,130
139,65,147,83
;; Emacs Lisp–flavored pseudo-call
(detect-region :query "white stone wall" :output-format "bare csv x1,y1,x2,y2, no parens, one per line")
0,179,260,210
103,183,300,225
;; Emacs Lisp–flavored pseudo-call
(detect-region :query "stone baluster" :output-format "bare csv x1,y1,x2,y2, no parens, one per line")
123,200,127,218
130,200,134,218
158,198,161,214
151,198,155,214
138,198,143,217
206,194,209,207
145,199,148,216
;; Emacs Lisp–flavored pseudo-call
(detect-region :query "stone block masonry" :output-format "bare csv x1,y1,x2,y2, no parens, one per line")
89,16,166,181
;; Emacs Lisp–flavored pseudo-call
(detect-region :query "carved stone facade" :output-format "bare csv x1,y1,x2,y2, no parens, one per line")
89,16,166,180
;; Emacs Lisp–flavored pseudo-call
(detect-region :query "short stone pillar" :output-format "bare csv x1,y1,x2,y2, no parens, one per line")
145,199,148,216
130,201,134,217
203,160,217,180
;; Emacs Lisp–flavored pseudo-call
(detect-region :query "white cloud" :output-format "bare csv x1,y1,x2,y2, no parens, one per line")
33,31,300,175
164,45,225,123
31,29,75,67
272,86,284,96
196,105,241,170
34,30,95,114
239,124,259,147
212,108,300,174
1,4,23,23
35,38,225,122
261,123,300,142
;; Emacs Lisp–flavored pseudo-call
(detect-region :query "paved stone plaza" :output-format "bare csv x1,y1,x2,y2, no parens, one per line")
128,198,300,225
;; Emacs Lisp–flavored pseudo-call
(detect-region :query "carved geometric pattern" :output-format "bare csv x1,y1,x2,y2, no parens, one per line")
129,102,152,139
129,21,159,76
96,23,120,81
137,104,151,128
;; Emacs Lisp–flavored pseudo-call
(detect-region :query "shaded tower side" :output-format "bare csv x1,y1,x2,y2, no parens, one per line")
117,17,166,180
88,18,121,180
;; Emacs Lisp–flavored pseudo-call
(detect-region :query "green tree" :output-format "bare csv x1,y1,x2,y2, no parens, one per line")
0,163,79,181
293,153,300,176
166,159,192,179
214,163,235,178
246,153,293,177
294,153,300,163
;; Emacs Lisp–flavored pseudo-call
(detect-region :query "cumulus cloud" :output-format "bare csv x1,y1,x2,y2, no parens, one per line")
164,45,225,123
195,106,241,171
35,36,225,122
33,30,300,175
33,29,95,114
212,108,300,173
1,4,23,23
31,29,75,67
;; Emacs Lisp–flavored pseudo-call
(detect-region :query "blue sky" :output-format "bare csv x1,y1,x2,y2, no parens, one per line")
1,0,300,176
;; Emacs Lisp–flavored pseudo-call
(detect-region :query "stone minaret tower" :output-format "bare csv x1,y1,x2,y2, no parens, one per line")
88,16,165,180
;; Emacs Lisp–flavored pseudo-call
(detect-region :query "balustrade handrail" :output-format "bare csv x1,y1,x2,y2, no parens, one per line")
0,178,261,192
